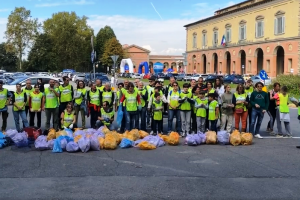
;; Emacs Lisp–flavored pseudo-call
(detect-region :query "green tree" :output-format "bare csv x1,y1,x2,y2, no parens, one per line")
101,37,125,72
95,26,115,62
43,11,94,71
25,33,57,72
0,42,18,71
5,7,40,70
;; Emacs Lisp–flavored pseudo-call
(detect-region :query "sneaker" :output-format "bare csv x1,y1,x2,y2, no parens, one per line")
147,123,151,128
167,131,171,135
191,131,195,135
283,134,292,138
269,131,276,136
296,146,300,149
186,131,190,135
254,134,263,139
266,128,271,132
276,134,283,138
150,131,154,135
180,132,185,137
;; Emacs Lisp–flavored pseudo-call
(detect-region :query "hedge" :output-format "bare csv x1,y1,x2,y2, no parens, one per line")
268,75,300,96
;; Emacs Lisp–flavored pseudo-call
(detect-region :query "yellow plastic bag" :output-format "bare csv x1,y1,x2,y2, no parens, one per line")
230,130,241,146
74,135,82,143
206,131,217,144
47,129,56,141
107,132,122,145
159,134,169,142
98,137,105,149
138,130,149,139
241,133,253,145
167,132,180,146
123,129,140,141
102,126,110,134
104,134,117,150
138,141,156,150
56,130,67,138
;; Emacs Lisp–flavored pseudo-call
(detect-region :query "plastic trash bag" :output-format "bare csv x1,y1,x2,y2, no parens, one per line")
34,135,49,150
78,137,91,153
107,131,122,145
138,130,149,139
74,130,85,137
47,139,55,149
102,126,110,134
47,129,56,141
217,131,230,145
98,137,105,149
167,132,180,146
0,132,8,149
241,133,253,145
66,141,79,152
206,131,217,144
52,137,63,153
65,128,73,138
123,130,139,141
60,138,67,150
138,141,156,150
185,134,197,146
230,130,241,146
134,139,143,147
90,135,100,151
119,138,134,148
6,129,18,138
104,134,117,150
74,135,82,143
116,104,123,127
56,130,67,138
159,134,169,142
193,134,201,145
12,132,28,147
197,131,206,144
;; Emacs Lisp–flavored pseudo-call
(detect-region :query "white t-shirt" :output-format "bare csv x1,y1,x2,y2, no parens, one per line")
111,77,115,84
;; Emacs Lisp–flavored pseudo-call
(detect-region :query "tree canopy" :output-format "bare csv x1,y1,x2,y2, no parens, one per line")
95,26,116,62
0,43,18,72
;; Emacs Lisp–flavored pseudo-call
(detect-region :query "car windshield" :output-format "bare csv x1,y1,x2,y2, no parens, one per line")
8,77,27,85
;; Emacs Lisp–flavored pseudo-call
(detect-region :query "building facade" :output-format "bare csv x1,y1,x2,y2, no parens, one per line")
184,0,300,77
123,44,184,73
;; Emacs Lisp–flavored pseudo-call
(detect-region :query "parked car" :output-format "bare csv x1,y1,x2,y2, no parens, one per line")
132,73,142,79
251,75,271,86
123,73,131,78
223,75,245,84
183,74,193,81
190,74,208,81
205,74,224,83
74,73,86,84
243,74,253,81
0,76,7,84
176,73,185,81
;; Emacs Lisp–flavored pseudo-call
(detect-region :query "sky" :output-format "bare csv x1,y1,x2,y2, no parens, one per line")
0,0,240,56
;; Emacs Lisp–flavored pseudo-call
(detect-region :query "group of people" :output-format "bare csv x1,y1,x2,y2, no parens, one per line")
0,75,299,140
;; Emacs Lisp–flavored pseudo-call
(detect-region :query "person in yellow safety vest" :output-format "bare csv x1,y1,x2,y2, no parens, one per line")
100,83,115,108
134,79,140,88
96,101,115,130
205,82,218,130
74,80,87,129
115,82,124,112
245,79,254,132
23,79,34,117
146,77,156,127
96,79,104,92
43,79,60,130
167,81,182,134
120,82,142,131
191,86,200,133
12,83,29,132
29,84,44,128
58,76,74,128
273,86,292,138
119,80,129,133
0,80,11,131
137,82,148,131
87,83,101,128
61,102,77,130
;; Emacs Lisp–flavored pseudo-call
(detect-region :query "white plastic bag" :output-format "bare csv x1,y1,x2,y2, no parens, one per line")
78,137,90,153
217,131,230,145
34,135,49,150
47,139,55,150
66,142,79,152
6,129,18,138
90,135,100,151
60,138,67,150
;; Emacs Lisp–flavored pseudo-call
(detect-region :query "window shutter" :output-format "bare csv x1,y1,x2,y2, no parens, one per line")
212,32,214,45
216,31,218,44
229,29,231,42
244,25,247,39
274,18,278,34
255,22,257,38
262,21,264,36
282,16,285,33
239,26,241,40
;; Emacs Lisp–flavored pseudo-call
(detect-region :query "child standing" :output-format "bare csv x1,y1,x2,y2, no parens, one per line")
152,92,163,135
178,83,193,137
207,93,219,133
274,86,292,137
195,91,208,133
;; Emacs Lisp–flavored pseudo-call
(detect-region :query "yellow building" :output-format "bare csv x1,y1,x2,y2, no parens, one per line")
184,0,299,77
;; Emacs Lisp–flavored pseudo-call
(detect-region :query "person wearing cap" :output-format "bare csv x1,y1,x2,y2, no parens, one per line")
0,80,11,131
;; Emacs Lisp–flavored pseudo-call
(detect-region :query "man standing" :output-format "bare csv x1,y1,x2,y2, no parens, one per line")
58,76,74,128
101,83,115,108
146,77,155,127
12,84,29,132
137,82,148,131
134,79,140,88
0,80,11,131
250,82,269,139
197,77,207,91
165,77,176,96
96,79,104,92
23,80,34,117
87,83,101,128
245,79,254,131
43,79,60,130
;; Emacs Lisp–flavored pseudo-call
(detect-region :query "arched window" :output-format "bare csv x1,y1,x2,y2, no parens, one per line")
239,20,247,40
274,11,285,35
193,32,197,48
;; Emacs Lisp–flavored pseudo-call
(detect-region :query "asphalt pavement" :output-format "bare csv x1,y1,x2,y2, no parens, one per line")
0,80,300,199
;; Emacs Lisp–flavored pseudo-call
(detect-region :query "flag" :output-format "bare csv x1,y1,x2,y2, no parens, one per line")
221,35,226,46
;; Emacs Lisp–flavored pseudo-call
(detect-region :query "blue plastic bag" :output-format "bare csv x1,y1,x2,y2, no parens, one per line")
116,104,123,127
0,132,8,149
119,138,134,148
52,136,74,153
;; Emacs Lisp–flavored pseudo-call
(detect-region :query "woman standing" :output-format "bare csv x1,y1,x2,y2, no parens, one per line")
61,102,77,130
205,82,218,129
74,80,87,129
191,86,200,133
87,83,101,128
29,84,44,128
214,78,225,127
232,84,249,132
220,85,234,133
266,82,280,135
167,82,182,134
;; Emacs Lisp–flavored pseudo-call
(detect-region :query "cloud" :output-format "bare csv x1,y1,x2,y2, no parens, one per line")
0,18,7,43
0,9,10,12
35,0,94,7
88,15,195,55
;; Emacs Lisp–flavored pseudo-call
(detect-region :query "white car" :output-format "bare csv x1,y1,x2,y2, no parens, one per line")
191,74,208,81
3,76,63,94
131,73,142,79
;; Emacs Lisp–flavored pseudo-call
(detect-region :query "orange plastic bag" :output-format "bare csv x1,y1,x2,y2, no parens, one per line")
123,129,140,141
104,134,117,150
206,131,217,144
167,132,180,146
159,134,169,142
230,130,241,146
138,130,149,139
137,141,156,150
102,126,110,134
98,137,105,149
241,133,253,145
107,132,122,145
56,130,67,138
47,130,56,141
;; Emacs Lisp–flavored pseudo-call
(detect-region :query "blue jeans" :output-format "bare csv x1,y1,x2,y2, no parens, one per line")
250,108,264,135
146,109,151,124
168,109,181,132
209,120,218,133
13,110,29,132
95,120,115,130
125,111,138,131
138,107,147,131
